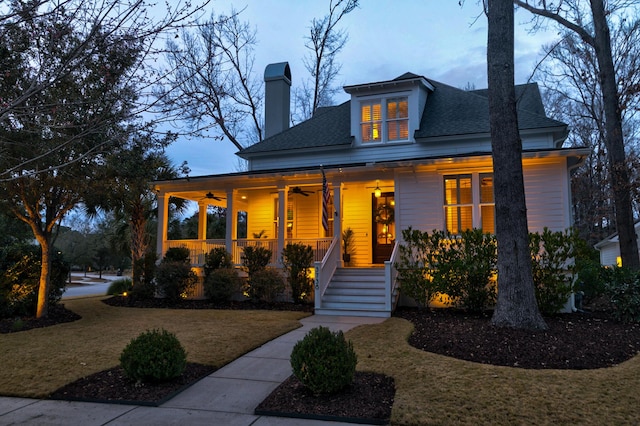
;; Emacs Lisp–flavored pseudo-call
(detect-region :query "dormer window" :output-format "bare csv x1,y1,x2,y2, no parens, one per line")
360,96,409,143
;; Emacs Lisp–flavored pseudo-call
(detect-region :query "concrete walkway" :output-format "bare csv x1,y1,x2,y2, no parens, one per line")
0,315,386,425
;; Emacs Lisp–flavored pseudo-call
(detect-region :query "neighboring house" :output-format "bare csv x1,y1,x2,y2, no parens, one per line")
153,62,589,317
594,221,640,266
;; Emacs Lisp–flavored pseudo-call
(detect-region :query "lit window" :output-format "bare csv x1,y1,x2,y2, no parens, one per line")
361,102,381,142
479,173,495,234
360,96,409,143
444,175,472,234
387,98,408,141
443,173,495,234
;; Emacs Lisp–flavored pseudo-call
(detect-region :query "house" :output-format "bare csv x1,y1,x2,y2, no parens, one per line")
153,62,589,317
594,221,640,266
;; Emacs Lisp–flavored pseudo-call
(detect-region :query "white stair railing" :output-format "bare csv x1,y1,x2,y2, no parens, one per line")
313,236,340,311
384,241,401,312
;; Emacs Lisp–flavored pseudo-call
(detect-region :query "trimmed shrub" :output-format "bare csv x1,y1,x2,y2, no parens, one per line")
290,326,357,395
282,243,314,303
395,227,442,308
435,229,497,313
204,247,233,277
241,245,272,276
529,228,574,316
396,228,496,312
120,329,187,383
605,267,640,324
155,261,198,302
163,246,191,263
204,268,243,303
248,268,285,302
107,278,133,295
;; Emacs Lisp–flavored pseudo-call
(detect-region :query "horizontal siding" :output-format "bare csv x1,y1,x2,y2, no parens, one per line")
396,171,442,235
523,161,569,232
599,244,620,266
247,190,275,239
294,192,319,238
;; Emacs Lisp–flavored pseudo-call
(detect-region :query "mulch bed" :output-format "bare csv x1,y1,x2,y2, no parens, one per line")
0,304,81,334
102,295,315,312
255,372,395,425
49,363,215,406
395,306,640,369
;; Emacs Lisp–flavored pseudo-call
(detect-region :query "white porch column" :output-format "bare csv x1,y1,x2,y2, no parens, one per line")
225,189,236,254
156,192,168,259
277,186,287,266
197,201,208,240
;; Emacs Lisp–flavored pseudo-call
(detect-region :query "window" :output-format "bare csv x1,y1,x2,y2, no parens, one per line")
443,173,495,234
479,173,495,233
361,102,382,142
387,98,409,141
360,96,408,143
444,175,472,234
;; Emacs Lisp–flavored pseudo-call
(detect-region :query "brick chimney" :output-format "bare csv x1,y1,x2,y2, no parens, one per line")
264,62,291,139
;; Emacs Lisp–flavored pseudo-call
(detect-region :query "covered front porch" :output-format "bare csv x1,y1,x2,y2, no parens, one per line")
153,166,400,316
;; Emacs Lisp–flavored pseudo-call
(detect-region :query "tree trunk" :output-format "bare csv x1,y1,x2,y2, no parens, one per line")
35,235,52,319
487,0,547,330
590,0,639,270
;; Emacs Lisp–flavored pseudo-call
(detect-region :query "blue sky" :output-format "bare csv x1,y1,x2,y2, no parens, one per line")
164,1,559,177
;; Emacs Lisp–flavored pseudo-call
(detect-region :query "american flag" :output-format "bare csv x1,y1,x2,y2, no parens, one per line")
322,168,330,232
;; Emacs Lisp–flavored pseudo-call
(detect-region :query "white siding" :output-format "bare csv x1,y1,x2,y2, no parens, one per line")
294,193,319,238
599,243,620,267
523,160,570,232
396,170,442,236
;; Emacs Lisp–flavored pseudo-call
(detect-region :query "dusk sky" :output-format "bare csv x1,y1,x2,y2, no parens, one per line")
164,1,559,177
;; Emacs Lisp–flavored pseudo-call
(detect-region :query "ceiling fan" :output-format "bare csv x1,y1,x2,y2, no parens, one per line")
289,186,313,197
200,191,225,201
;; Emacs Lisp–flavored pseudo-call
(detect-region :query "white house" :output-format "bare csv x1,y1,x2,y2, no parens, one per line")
153,62,589,317
594,222,640,266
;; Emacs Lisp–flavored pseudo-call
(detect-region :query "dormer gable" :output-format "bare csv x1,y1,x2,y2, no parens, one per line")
344,73,434,146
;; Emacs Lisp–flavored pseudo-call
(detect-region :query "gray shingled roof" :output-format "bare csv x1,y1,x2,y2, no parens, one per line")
416,79,565,139
239,101,351,155
239,76,566,156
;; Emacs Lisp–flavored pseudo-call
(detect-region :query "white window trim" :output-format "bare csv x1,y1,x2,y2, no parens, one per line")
358,94,410,145
442,171,495,234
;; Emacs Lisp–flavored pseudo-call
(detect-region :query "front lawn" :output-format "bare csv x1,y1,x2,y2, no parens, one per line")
347,317,640,425
0,297,309,398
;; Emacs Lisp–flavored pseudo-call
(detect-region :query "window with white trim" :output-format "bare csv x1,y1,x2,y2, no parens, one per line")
360,96,408,143
443,173,495,234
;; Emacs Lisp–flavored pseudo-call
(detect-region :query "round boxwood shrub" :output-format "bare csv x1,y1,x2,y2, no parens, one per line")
120,329,187,383
290,326,357,395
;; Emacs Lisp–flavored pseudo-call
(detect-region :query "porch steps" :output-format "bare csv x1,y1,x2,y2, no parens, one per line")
315,268,391,318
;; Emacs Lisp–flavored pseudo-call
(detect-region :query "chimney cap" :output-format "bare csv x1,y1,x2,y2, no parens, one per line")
264,62,291,85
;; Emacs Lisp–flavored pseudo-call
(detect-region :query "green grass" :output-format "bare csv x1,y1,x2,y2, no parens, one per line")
346,317,640,425
0,297,309,398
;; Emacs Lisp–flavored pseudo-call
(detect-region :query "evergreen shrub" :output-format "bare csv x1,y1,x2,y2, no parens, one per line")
204,268,243,302
290,326,357,395
282,243,314,303
120,329,187,383
155,261,197,302
248,268,285,302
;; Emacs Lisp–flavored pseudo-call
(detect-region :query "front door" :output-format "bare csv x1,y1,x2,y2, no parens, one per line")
372,193,395,264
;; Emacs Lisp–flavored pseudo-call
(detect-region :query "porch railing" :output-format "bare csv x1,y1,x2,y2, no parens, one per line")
165,237,333,267
313,236,340,311
384,241,401,312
